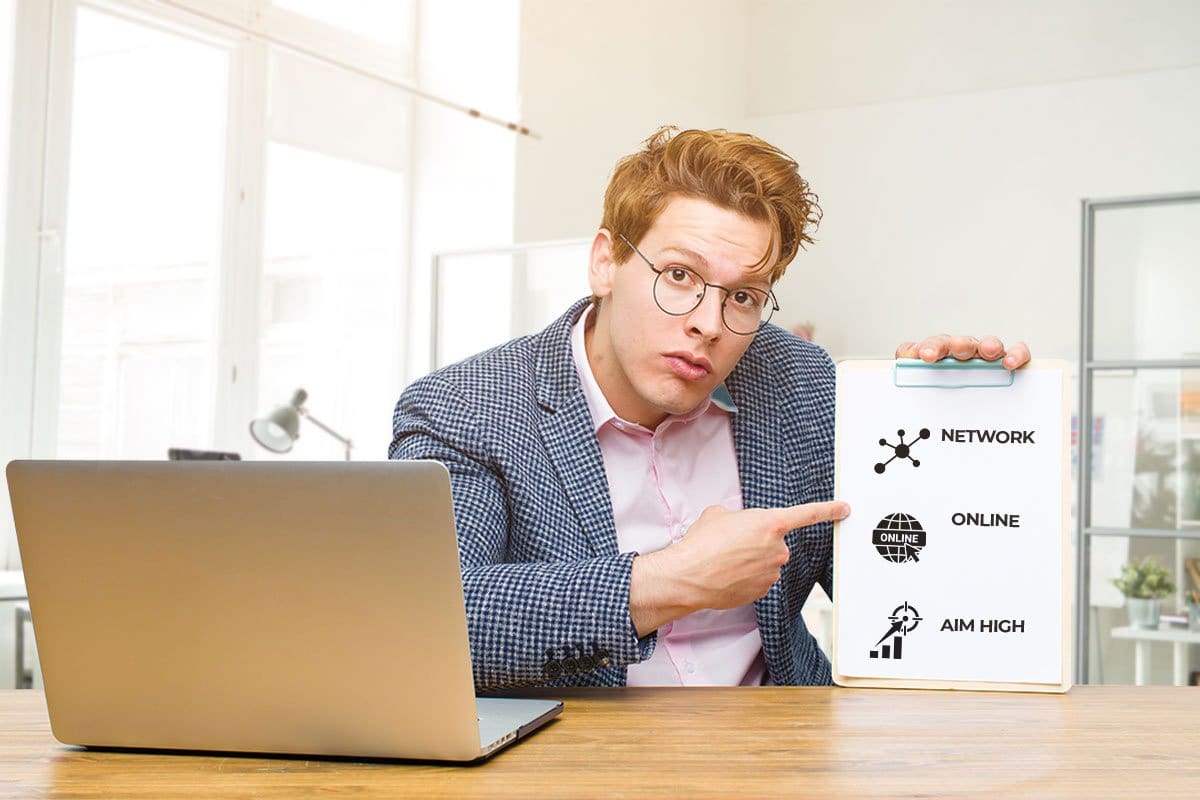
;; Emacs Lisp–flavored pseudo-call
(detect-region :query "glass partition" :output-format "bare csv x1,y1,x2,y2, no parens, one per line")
1089,369,1200,531
1087,537,1200,687
1092,202,1200,362
1078,193,1200,685
431,239,590,368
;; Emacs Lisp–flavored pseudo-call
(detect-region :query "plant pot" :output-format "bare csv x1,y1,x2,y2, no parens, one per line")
1126,597,1161,629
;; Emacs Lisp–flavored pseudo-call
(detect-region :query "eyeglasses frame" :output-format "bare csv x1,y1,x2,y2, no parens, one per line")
617,233,780,336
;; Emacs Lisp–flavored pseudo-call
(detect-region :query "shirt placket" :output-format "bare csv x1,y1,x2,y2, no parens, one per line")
649,421,702,684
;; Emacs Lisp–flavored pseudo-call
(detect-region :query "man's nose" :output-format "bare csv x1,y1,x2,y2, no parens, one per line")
686,289,725,339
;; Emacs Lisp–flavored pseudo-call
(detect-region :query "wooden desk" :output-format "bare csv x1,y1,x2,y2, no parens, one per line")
0,686,1196,798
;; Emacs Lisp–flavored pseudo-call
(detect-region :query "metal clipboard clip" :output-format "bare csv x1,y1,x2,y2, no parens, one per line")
893,357,1014,388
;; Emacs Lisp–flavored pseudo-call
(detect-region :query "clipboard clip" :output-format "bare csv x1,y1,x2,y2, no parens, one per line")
893,358,1014,388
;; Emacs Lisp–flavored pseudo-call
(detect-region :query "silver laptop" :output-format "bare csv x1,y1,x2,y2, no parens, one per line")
6,459,561,762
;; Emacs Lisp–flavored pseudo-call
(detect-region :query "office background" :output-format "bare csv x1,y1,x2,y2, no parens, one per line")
0,0,1198,689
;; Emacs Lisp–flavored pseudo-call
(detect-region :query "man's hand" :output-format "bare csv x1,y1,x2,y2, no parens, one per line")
894,334,1031,369
629,500,850,637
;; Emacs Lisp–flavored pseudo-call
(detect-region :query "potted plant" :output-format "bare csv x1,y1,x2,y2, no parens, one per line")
1112,557,1176,629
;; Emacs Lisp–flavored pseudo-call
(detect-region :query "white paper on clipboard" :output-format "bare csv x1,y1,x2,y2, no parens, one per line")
831,358,1072,693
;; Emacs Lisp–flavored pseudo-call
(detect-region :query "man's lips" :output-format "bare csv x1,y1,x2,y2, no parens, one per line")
664,352,712,380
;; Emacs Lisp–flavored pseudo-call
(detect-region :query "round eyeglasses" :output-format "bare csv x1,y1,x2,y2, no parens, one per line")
618,233,779,336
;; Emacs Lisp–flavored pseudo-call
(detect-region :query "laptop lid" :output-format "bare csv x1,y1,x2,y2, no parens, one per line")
7,459,542,761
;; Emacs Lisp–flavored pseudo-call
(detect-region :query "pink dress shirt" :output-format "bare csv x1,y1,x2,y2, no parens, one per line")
571,310,767,686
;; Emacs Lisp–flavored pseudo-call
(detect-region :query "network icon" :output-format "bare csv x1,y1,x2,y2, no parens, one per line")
874,428,930,474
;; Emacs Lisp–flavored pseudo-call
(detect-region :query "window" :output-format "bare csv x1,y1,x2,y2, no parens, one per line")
257,142,406,460
30,1,415,464
253,47,409,460
0,0,14,309
56,7,228,458
0,0,519,567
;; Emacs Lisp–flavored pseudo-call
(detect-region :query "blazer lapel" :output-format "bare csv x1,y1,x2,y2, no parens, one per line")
727,343,796,665
534,301,620,558
727,344,791,517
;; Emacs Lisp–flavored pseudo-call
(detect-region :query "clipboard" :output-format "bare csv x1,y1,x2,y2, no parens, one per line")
831,358,1072,693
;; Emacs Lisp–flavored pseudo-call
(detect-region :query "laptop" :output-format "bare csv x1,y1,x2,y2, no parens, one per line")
6,459,562,762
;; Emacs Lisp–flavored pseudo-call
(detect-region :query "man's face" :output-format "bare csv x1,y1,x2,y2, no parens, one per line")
586,195,776,428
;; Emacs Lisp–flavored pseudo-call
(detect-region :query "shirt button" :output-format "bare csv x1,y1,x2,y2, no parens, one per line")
685,662,696,674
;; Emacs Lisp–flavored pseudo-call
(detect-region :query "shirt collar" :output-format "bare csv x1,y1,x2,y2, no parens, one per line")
570,307,737,434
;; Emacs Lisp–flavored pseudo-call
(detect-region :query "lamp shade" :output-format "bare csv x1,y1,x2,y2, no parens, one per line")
249,389,307,453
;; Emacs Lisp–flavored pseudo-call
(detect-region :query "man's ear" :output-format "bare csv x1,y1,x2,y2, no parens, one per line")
588,230,617,300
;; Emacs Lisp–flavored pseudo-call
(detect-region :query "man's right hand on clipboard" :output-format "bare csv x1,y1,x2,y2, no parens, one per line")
893,334,1032,370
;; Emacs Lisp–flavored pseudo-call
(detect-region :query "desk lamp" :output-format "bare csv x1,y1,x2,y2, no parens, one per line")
249,388,353,461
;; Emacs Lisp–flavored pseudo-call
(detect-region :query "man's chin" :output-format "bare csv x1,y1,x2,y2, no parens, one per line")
648,383,713,417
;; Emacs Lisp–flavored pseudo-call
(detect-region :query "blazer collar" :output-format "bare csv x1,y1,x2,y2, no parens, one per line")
534,299,620,557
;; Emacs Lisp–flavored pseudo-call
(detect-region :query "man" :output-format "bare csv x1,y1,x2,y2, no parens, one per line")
390,127,1029,690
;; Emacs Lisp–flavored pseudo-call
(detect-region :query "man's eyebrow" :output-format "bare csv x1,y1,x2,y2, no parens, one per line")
657,246,709,269
659,246,773,292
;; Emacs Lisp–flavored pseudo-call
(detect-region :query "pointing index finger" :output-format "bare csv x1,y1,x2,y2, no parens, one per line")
768,501,850,534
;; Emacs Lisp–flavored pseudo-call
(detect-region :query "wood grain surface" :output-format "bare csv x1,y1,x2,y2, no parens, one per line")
0,686,1196,798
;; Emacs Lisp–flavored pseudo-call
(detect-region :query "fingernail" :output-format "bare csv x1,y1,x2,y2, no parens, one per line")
836,503,850,520
920,347,936,359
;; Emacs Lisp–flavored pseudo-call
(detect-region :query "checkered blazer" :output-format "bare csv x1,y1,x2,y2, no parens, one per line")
390,299,836,691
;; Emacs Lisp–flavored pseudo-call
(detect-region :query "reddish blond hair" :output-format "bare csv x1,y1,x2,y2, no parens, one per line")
602,127,821,281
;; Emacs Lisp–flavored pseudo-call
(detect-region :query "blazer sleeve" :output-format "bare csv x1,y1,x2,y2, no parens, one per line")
390,373,652,691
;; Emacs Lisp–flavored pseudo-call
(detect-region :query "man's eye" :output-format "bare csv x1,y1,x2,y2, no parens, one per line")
731,290,763,309
667,267,695,285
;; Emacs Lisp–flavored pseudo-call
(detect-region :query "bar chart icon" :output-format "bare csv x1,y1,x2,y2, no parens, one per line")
869,601,921,660
870,635,904,660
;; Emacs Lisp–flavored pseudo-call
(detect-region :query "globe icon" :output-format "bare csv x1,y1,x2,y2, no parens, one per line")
871,513,927,563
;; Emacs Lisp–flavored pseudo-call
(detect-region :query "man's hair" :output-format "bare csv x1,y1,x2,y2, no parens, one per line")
601,126,821,282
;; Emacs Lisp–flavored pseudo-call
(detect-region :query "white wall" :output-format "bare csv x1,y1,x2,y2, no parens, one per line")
514,0,748,243
749,65,1200,360
747,0,1200,116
